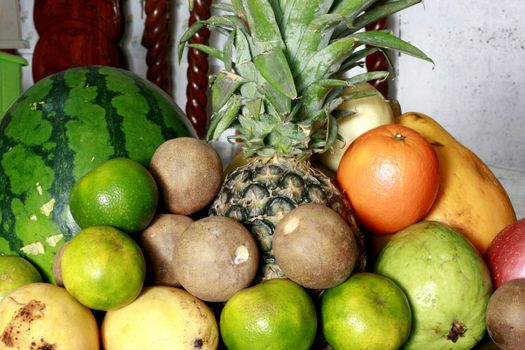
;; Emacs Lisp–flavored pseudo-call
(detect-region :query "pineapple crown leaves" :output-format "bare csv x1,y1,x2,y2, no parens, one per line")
180,0,432,158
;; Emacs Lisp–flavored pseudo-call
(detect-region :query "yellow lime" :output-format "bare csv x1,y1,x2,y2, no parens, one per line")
69,157,158,233
219,278,317,350
61,226,146,311
0,255,42,301
321,272,412,350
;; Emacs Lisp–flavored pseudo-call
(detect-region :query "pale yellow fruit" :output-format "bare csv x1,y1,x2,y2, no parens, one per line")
102,286,219,350
223,149,246,178
0,283,99,349
394,112,517,254
318,82,394,172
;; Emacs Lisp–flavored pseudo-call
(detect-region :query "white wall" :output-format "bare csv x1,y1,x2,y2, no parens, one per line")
392,1,525,218
393,1,525,171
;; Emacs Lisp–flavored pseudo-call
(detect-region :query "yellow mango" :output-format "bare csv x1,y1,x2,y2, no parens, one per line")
394,112,517,254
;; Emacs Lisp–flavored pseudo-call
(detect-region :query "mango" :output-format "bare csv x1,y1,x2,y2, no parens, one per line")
394,112,516,254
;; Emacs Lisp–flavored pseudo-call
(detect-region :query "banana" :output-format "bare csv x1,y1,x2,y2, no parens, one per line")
394,112,517,255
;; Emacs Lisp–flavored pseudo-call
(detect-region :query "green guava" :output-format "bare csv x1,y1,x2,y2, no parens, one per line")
374,221,492,350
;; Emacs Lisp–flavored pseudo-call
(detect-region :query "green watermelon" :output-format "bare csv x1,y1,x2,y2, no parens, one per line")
0,66,195,282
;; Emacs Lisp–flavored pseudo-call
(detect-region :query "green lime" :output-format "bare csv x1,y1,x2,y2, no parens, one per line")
220,278,317,350
69,157,158,233
0,255,42,301
61,226,146,311
321,272,412,350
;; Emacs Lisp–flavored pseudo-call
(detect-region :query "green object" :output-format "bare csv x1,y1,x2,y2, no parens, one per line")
61,226,146,311
0,65,195,283
375,221,493,350
0,51,27,118
178,0,432,157
220,278,317,350
69,158,159,233
321,272,412,350
0,255,42,301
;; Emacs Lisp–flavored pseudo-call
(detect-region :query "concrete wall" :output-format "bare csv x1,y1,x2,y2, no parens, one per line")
392,1,525,171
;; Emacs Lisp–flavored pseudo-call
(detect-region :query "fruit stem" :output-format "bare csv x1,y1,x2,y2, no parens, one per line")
393,132,406,141
446,320,466,343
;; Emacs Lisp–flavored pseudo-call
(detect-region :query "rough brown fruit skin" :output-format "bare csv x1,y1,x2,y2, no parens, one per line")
149,138,223,215
273,204,358,289
139,214,194,287
52,242,68,287
174,216,259,302
486,278,525,350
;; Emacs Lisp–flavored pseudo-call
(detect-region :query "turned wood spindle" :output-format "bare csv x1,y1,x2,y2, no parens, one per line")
365,17,390,99
142,0,171,94
186,0,212,139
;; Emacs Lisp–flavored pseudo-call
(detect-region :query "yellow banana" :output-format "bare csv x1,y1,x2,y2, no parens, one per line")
395,112,517,254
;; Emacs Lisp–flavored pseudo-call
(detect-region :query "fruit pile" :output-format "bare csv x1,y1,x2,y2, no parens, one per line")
1,0,525,349
1,125,523,350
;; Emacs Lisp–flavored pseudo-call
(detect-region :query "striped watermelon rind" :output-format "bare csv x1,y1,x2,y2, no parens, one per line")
0,66,195,282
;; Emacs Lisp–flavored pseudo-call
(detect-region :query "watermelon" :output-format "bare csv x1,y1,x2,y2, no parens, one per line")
0,66,195,282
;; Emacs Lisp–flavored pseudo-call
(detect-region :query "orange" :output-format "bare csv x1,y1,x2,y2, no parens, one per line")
61,226,146,311
0,255,42,301
336,124,439,234
69,157,158,233
321,272,412,350
219,278,317,350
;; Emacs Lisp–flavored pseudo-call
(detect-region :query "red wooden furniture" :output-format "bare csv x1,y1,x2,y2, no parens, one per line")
142,0,172,95
185,0,212,139
32,0,124,83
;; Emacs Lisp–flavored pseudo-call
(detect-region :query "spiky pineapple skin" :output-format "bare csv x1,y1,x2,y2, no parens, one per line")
209,156,365,280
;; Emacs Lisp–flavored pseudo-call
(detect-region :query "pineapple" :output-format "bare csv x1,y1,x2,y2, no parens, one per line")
179,0,431,279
